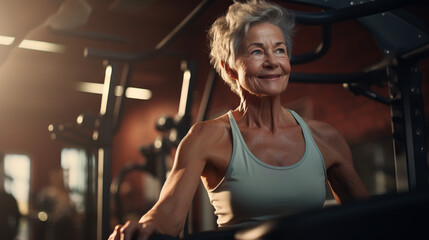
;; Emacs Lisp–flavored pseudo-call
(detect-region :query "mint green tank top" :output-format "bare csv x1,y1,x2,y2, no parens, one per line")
207,110,327,229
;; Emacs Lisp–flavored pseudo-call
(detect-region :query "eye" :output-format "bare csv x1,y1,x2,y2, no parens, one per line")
275,48,286,54
251,49,263,55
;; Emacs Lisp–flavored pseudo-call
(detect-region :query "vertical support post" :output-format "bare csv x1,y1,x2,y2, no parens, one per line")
176,60,197,237
97,61,120,240
113,63,131,132
196,68,217,122
389,60,428,192
85,150,97,240
176,60,197,141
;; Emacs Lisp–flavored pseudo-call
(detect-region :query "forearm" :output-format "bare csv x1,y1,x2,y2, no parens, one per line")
137,124,208,236
138,171,197,236
139,200,187,236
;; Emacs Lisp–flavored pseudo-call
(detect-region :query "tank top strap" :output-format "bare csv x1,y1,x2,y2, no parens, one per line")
288,110,308,134
227,110,239,135
288,109,327,179
227,110,240,149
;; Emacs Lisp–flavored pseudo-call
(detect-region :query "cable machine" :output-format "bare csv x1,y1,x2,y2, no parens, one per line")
283,0,428,192
80,1,214,240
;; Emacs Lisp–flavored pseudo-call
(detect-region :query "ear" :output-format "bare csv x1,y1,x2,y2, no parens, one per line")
221,61,238,80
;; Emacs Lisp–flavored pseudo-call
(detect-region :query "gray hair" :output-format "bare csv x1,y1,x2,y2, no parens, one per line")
208,0,295,96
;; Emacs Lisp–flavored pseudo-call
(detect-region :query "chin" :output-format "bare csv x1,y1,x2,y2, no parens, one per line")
264,86,287,96
258,90,284,97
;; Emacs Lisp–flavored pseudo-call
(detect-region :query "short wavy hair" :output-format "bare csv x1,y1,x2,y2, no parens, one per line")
208,0,295,96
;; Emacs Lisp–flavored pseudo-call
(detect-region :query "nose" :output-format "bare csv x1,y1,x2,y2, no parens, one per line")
263,52,278,68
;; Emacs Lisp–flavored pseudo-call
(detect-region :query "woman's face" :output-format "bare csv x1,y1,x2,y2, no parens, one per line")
233,22,291,97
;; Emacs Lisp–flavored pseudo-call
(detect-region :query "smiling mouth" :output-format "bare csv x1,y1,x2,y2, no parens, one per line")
258,74,282,80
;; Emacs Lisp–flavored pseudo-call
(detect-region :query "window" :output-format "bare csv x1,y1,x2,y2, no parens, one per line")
4,154,30,215
3,154,31,240
61,148,88,212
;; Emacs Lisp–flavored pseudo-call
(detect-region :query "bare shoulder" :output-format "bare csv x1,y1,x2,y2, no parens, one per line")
186,114,230,142
305,119,345,144
304,118,352,168
178,114,231,156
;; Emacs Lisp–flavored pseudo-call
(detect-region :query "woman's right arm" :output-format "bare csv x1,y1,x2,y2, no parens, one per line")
108,123,211,240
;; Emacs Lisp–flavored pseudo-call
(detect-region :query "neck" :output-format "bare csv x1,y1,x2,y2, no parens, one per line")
237,93,288,130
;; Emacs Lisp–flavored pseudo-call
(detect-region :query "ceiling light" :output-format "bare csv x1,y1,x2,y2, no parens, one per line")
75,81,152,101
0,35,15,45
19,39,66,53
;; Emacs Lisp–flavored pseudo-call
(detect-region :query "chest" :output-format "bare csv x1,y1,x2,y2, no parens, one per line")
203,123,306,190
240,126,305,167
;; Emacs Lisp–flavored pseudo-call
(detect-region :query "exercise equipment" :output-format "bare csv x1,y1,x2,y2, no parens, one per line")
111,60,197,227
52,1,214,238
49,113,98,240
235,191,429,240
142,191,429,240
284,0,429,192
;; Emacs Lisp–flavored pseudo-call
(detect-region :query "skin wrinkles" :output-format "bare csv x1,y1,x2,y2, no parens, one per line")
234,22,291,98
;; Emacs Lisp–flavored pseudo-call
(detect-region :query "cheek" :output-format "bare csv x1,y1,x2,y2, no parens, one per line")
237,70,259,91
242,64,260,80
282,60,291,74
236,62,252,80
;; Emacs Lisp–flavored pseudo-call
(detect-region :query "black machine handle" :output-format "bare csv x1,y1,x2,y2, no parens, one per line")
287,0,426,25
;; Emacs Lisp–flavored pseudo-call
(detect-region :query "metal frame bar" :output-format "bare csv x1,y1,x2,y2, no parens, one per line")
389,60,428,192
196,69,217,122
290,24,332,65
97,61,121,240
290,68,390,105
84,0,215,62
286,0,426,25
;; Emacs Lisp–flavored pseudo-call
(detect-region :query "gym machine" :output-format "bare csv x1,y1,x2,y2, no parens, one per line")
51,1,216,240
285,0,429,192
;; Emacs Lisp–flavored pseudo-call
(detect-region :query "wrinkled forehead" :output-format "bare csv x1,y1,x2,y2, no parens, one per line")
238,22,286,50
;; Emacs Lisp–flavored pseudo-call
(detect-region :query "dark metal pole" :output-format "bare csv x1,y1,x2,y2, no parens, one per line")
155,0,215,52
196,68,217,122
288,0,426,25
85,149,97,240
84,0,215,61
113,63,132,133
291,24,332,65
97,61,121,240
389,60,428,192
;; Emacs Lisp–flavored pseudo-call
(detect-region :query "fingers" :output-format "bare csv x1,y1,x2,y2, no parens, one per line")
121,221,141,240
108,224,123,240
108,221,154,240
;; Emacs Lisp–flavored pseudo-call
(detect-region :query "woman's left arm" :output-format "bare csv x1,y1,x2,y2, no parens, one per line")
308,120,369,203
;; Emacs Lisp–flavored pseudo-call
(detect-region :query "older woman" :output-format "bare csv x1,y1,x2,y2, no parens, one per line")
109,0,368,239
